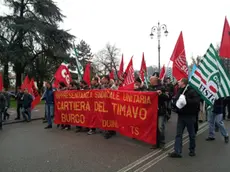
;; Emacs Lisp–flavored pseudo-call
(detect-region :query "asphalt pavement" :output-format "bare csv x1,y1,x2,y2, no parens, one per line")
0,111,224,172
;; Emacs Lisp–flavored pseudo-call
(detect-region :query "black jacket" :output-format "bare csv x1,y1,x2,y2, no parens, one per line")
16,92,24,105
22,93,33,109
0,93,6,110
148,84,169,116
174,86,200,116
134,85,147,91
213,98,224,114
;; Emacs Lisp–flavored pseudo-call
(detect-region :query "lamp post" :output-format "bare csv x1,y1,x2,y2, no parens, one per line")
150,22,168,73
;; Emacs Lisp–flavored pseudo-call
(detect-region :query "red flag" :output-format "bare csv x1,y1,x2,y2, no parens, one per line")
120,57,135,90
21,75,31,90
159,65,166,80
29,78,41,109
0,73,3,91
53,63,72,88
109,69,114,80
170,31,188,81
83,63,91,86
118,54,124,78
139,52,147,82
219,17,230,58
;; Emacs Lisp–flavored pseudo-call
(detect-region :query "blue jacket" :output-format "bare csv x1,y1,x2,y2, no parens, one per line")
43,88,54,104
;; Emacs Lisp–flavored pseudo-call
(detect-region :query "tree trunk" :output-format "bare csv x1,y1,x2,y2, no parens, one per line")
3,62,9,90
15,70,22,89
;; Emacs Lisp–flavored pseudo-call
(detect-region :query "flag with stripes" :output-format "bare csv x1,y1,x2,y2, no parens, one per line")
189,44,230,105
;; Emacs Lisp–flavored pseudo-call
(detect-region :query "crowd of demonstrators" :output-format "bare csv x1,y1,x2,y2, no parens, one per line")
2,70,227,156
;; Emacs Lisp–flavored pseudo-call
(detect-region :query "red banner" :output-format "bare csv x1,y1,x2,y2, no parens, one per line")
54,90,158,145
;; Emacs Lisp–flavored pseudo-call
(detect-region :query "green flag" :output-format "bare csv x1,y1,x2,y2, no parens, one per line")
189,44,230,105
70,47,84,78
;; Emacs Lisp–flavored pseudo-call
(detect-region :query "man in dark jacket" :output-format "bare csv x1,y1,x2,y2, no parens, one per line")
43,82,55,129
164,77,174,121
3,90,10,120
0,92,6,130
169,78,200,158
15,87,24,120
148,75,169,149
22,89,33,122
206,98,229,143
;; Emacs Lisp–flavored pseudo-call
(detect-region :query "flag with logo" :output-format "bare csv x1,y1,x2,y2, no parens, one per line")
170,31,189,81
189,44,230,105
53,62,72,88
70,47,84,79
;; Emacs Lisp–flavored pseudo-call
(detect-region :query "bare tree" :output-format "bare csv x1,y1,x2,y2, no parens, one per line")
93,43,120,75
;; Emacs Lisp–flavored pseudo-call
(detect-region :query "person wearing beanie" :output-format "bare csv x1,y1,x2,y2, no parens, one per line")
134,77,147,91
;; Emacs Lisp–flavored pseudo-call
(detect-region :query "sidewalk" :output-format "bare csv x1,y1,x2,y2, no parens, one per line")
3,104,45,125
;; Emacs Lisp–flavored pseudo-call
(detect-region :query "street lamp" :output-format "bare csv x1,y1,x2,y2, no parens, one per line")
150,22,168,72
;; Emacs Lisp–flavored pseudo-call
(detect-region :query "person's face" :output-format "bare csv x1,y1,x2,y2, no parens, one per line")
150,77,158,85
24,89,28,94
135,81,141,87
46,82,51,88
178,79,185,88
166,79,170,84
91,79,96,85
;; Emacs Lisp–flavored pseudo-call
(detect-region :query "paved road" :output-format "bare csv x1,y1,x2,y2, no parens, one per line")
3,105,44,125
0,113,210,172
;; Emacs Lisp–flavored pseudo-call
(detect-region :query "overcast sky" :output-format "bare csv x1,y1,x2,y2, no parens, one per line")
1,0,230,70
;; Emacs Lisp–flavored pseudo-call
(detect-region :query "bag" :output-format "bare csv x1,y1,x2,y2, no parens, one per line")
176,95,187,109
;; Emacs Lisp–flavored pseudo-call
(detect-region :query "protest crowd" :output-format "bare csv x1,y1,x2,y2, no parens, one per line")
1,18,230,159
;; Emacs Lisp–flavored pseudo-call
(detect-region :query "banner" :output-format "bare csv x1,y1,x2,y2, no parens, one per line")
54,90,158,145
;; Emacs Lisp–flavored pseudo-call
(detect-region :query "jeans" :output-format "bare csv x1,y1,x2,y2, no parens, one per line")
208,112,228,138
22,107,31,121
158,115,166,145
174,115,196,154
45,104,54,126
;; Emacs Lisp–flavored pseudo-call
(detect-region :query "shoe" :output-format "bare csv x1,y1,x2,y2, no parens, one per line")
206,137,215,141
224,136,229,143
65,127,71,130
57,124,60,128
104,133,112,139
189,152,196,157
160,144,166,150
42,120,47,123
15,117,20,120
87,129,96,135
44,125,52,129
75,128,81,133
198,120,203,123
150,145,158,149
168,152,182,158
